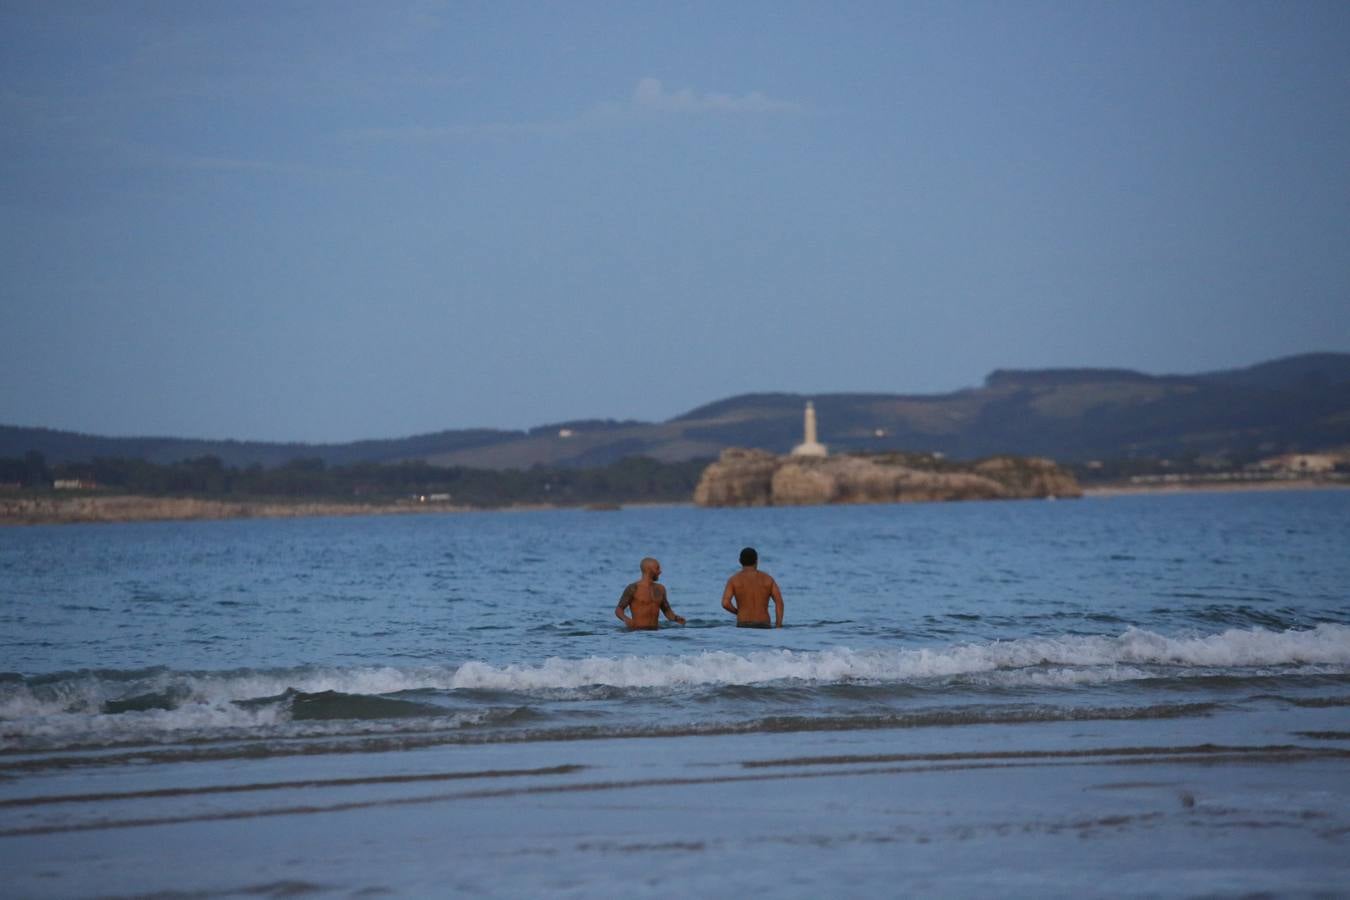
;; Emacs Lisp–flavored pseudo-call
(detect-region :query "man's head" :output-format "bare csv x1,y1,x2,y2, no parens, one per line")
640,557,661,581
739,547,757,567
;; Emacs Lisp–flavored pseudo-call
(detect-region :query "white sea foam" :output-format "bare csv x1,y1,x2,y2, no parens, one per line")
2,625,1347,746
0,665,474,749
2,699,289,745
0,666,434,722
446,623,1350,690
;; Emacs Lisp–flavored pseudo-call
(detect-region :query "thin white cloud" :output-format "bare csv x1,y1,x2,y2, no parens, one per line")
106,139,350,179
181,156,317,175
344,78,803,144
343,120,572,143
629,78,801,114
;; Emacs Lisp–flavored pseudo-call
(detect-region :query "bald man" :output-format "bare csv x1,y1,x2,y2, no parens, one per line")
615,557,686,630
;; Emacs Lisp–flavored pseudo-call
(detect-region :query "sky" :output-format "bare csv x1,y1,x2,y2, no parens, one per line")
2,1,1348,443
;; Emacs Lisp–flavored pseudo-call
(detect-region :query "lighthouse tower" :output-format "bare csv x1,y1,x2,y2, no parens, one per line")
791,401,828,457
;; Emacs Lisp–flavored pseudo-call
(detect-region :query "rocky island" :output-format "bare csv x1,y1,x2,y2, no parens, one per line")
693,448,1081,507
692,401,1081,507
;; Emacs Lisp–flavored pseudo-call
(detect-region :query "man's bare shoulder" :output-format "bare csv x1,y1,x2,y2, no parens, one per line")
729,570,774,589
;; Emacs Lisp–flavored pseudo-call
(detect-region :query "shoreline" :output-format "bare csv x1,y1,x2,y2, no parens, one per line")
7,717,1348,897
3,479,1345,525
1082,478,1348,497
0,495,699,526
0,494,480,527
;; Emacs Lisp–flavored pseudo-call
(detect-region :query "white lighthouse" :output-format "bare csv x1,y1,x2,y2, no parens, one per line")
791,401,828,457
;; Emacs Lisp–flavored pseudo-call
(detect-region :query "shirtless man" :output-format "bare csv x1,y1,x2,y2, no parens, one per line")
721,547,784,628
615,557,686,630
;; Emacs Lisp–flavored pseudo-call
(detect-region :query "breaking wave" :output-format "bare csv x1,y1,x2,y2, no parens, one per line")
2,625,1347,750
446,624,1350,690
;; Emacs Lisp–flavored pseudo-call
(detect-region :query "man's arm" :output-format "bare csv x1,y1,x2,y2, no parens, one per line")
658,587,686,625
615,584,635,628
720,579,738,616
770,578,784,628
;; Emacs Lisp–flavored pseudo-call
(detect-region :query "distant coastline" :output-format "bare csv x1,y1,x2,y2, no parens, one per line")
1082,478,1349,498
3,478,1347,526
0,495,472,527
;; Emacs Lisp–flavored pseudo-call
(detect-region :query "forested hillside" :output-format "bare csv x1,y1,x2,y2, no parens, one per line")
4,353,1347,471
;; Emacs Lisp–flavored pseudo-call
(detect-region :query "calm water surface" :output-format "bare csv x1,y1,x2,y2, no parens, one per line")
2,490,1347,753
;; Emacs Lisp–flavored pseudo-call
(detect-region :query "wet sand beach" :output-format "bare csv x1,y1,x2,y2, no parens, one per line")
4,707,1348,898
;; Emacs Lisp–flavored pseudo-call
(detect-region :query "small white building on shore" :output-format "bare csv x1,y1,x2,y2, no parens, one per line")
1258,453,1340,474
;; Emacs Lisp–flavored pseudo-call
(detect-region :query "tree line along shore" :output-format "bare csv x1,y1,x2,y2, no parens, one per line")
0,454,709,525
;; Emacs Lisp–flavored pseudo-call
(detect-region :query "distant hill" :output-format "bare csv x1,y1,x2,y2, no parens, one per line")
4,353,1348,470
0,424,522,470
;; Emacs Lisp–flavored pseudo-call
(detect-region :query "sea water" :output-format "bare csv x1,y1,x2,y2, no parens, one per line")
2,490,1349,896
4,490,1348,750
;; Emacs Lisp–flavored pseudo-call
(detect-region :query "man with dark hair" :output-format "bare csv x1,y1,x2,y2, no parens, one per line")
721,547,784,628
615,557,686,630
